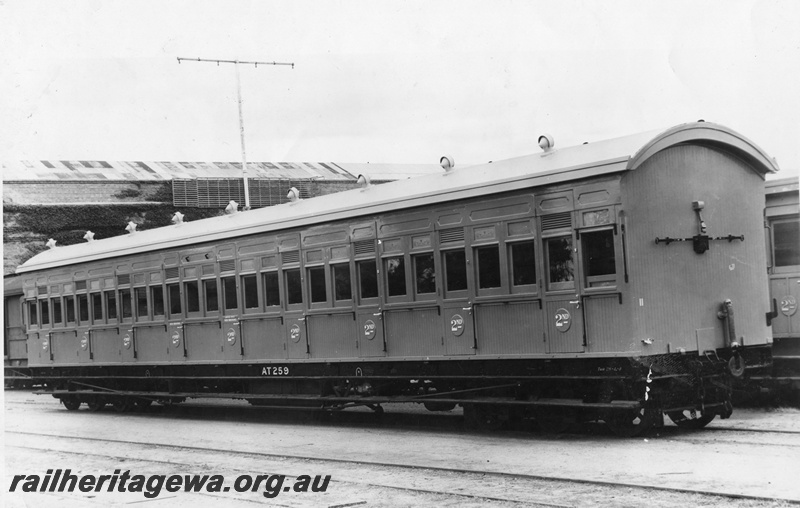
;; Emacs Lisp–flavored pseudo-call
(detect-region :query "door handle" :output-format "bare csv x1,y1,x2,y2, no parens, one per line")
569,299,581,309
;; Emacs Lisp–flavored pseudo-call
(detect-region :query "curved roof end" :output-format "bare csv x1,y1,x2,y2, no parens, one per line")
627,122,780,177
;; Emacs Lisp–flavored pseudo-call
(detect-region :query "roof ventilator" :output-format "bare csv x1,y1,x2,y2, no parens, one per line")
440,156,455,173
287,187,300,203
125,222,137,234
357,174,371,189
172,211,185,225
225,201,239,215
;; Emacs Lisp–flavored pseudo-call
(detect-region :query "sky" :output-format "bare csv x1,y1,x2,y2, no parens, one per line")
2,0,799,179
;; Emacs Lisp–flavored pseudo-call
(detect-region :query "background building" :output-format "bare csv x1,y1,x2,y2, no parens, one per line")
2,160,439,274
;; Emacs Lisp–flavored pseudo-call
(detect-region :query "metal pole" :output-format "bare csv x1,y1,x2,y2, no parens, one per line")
177,57,295,210
235,63,250,209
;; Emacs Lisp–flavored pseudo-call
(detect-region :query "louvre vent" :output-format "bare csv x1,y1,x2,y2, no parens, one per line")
282,251,300,264
165,267,180,280
439,228,465,244
117,274,130,286
542,212,572,231
219,260,235,272
75,280,87,291
354,240,376,256
37,285,47,295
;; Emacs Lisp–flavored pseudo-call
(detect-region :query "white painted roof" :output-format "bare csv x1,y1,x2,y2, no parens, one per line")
16,122,779,274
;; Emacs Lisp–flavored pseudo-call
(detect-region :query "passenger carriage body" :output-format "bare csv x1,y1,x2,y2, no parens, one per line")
16,122,778,433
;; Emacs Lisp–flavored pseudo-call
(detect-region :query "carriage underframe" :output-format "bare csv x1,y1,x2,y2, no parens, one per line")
30,345,771,436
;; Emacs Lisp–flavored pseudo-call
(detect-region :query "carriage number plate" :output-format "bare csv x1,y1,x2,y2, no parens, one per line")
261,366,290,376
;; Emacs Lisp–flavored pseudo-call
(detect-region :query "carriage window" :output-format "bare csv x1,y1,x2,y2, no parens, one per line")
120,290,132,319
151,286,165,317
204,279,219,312
385,256,406,297
185,281,200,313
264,272,281,307
443,250,468,293
476,245,501,289
510,241,536,286
92,293,103,322
285,269,303,305
774,220,800,267
40,300,50,325
135,287,148,319
358,260,379,300
308,267,327,304
333,264,352,301
65,296,76,323
546,236,575,290
51,298,62,325
29,301,39,326
168,284,181,316
78,294,89,323
105,291,117,320
413,253,436,294
222,276,238,310
242,275,259,309
582,229,616,287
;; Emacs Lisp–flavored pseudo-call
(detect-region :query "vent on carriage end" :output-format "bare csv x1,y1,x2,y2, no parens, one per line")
655,200,744,254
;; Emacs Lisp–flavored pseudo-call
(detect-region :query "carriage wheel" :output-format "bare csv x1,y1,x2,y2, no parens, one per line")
86,399,106,412
112,397,133,413
464,404,507,431
667,409,716,429
62,397,81,411
133,398,153,411
605,406,658,437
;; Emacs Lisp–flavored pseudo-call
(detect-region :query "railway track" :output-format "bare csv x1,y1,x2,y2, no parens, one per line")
6,429,797,507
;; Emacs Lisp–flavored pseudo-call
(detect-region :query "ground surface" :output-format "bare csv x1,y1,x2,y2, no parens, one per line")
4,391,799,507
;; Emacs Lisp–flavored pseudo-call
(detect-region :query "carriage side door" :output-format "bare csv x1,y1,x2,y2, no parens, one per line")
539,192,585,354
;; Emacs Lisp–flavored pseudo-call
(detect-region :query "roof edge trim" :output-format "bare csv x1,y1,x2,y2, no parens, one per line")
627,122,780,176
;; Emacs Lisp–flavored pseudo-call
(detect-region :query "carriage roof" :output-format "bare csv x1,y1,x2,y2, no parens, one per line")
16,121,779,274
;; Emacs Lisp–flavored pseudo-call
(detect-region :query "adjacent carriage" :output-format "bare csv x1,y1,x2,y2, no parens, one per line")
15,121,779,435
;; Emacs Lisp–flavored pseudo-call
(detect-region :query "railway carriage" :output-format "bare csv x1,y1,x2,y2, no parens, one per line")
762,177,800,401
16,121,779,435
